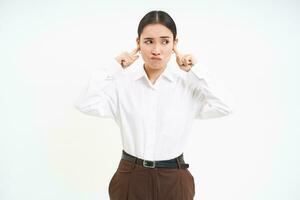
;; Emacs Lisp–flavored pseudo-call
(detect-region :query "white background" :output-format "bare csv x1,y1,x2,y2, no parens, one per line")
0,0,299,200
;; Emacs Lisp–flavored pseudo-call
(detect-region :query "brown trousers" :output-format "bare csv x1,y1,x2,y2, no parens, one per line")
108,158,195,200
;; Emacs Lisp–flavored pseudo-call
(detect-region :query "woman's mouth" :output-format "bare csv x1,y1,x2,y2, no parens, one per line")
150,57,162,60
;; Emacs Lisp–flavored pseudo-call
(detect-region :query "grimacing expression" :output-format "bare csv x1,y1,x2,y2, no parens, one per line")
137,23,178,70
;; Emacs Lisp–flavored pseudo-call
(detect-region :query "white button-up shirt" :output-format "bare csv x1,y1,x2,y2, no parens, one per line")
74,58,232,161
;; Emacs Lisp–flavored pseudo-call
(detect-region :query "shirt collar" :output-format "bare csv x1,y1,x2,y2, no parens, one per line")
132,62,175,83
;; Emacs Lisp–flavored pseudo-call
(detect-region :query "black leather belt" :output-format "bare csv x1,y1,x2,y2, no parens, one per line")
121,150,189,169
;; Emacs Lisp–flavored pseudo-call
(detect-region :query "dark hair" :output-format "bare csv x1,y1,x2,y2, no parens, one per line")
137,10,177,41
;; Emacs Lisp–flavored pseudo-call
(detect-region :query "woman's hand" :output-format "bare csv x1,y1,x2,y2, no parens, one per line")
173,46,197,72
115,47,140,69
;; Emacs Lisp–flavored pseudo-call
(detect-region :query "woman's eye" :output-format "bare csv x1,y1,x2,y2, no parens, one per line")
144,40,169,45
162,40,169,45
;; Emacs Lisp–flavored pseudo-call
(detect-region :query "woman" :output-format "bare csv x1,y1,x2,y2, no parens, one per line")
74,10,232,200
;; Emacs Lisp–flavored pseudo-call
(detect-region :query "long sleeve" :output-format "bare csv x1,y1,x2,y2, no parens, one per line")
186,64,233,119
74,59,124,118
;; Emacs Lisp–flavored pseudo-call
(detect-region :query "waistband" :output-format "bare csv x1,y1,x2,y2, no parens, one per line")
121,150,189,169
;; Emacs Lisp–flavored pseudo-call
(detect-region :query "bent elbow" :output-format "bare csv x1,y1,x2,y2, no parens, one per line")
196,103,233,119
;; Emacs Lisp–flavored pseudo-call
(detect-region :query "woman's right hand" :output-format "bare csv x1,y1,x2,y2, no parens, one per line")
115,47,140,69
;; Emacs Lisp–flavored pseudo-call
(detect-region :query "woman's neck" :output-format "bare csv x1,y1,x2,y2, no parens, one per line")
143,64,166,84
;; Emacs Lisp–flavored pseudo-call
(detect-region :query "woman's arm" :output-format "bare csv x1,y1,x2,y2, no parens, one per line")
186,65,233,119
173,47,233,119
74,60,124,118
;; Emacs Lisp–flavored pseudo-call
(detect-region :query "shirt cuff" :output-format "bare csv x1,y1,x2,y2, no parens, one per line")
101,59,125,80
83,59,124,96
187,63,206,80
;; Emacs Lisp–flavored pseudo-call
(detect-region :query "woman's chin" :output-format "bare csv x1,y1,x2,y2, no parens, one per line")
145,62,165,70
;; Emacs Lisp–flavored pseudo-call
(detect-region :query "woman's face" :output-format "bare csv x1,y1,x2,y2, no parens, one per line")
137,23,178,70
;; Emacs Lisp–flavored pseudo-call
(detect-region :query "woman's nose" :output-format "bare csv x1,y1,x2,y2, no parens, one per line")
151,45,161,55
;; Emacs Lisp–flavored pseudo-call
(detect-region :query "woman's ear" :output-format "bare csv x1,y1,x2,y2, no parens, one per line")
174,37,178,44
173,37,178,53
136,37,140,52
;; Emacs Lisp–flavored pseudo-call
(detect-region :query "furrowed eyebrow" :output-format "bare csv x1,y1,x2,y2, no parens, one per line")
143,36,171,40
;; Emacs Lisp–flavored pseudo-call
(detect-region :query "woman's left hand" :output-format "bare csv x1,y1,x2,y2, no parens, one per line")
173,46,197,72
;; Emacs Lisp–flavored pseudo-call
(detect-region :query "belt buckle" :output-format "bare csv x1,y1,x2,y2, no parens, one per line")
143,160,155,168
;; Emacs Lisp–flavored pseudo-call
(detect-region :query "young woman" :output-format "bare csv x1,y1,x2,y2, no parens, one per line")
74,10,232,200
